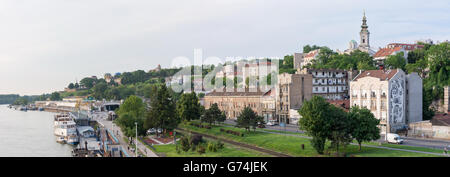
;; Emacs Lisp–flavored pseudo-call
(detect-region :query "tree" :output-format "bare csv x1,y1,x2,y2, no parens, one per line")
177,92,202,122
115,95,147,137
50,92,62,101
216,112,227,125
384,52,406,71
348,106,380,151
145,85,179,133
299,96,353,155
202,103,223,126
80,77,97,89
74,82,80,89
92,82,108,99
68,83,75,89
236,106,258,132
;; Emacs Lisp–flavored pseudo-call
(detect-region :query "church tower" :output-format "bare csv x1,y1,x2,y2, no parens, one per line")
359,11,370,49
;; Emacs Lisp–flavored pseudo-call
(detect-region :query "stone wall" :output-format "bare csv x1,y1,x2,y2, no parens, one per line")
408,121,450,140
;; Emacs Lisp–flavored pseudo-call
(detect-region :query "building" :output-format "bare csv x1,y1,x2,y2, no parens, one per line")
293,49,320,69
297,68,356,100
203,88,270,119
340,12,376,55
276,73,313,125
408,113,450,140
261,89,276,123
350,69,423,134
373,43,424,66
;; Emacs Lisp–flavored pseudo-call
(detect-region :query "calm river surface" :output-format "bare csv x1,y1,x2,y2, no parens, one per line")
0,105,72,157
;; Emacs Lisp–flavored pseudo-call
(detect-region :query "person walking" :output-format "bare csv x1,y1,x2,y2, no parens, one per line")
444,146,448,155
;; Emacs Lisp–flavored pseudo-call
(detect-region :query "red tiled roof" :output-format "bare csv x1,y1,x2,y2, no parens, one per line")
431,112,450,126
305,50,320,58
373,47,403,58
353,69,398,81
327,100,350,111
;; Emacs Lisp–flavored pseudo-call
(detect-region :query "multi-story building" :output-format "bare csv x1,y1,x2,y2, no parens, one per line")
297,68,357,100
204,88,269,119
293,49,320,69
373,43,423,67
261,89,276,123
350,69,423,134
276,73,313,125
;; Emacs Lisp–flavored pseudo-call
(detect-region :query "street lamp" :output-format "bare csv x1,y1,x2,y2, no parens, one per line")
135,122,138,157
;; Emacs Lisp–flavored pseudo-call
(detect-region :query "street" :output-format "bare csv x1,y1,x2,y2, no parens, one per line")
225,120,450,150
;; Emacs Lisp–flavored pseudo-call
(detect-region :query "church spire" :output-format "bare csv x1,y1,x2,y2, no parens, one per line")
361,10,368,29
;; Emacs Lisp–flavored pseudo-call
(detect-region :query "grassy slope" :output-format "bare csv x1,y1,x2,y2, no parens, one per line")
179,123,440,157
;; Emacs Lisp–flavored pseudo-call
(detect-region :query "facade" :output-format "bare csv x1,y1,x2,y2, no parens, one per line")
293,49,320,69
204,88,269,120
297,68,354,100
261,89,276,123
408,113,450,140
276,73,313,124
350,69,423,134
373,43,423,66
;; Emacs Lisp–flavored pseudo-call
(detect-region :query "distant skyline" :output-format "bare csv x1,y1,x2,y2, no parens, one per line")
0,0,449,95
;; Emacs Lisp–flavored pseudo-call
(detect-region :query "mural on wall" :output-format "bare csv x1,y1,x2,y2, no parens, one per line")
389,77,404,124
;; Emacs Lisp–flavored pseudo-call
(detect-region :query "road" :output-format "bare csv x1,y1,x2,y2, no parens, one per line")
224,119,450,151
92,112,157,157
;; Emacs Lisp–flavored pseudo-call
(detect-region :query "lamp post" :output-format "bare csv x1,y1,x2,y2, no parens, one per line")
135,122,138,157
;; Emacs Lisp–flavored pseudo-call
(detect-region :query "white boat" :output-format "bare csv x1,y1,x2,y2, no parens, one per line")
54,114,79,145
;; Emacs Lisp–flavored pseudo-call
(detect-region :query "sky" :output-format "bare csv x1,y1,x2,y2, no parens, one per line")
0,0,449,95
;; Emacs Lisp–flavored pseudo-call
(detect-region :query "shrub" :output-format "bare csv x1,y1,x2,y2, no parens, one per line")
197,144,206,154
207,142,217,152
180,136,190,152
190,134,203,146
216,141,224,150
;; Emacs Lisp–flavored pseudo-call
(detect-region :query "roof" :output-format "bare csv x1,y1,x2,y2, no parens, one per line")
77,126,95,134
353,69,398,81
387,43,424,51
373,46,403,58
431,112,450,126
205,88,268,97
304,49,320,58
327,100,350,111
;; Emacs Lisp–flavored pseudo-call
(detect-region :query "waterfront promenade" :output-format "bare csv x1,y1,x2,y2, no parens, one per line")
92,112,157,157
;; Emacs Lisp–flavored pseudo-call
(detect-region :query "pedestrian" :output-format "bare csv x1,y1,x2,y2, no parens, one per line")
444,146,448,155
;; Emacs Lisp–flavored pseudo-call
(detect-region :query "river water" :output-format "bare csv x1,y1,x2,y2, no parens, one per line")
0,105,73,157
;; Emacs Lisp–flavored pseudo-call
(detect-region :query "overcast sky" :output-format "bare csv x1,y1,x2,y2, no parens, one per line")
0,0,448,95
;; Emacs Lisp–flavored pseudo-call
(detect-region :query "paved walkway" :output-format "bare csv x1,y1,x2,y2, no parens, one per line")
93,112,157,157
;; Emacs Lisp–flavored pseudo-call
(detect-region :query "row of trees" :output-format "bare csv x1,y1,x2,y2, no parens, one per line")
114,84,228,138
299,96,380,154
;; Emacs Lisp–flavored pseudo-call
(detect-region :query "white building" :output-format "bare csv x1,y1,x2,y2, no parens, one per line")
350,69,423,134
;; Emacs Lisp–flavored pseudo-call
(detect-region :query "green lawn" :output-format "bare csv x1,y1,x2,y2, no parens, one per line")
153,143,272,157
179,123,441,157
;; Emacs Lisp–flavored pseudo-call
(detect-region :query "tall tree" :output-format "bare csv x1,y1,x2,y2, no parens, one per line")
145,85,179,133
236,106,258,132
177,92,202,122
299,96,341,154
348,106,380,151
115,95,146,136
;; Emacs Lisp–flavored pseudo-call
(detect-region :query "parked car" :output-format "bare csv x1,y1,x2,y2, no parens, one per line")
266,120,278,126
386,133,404,144
156,128,163,134
147,128,156,135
